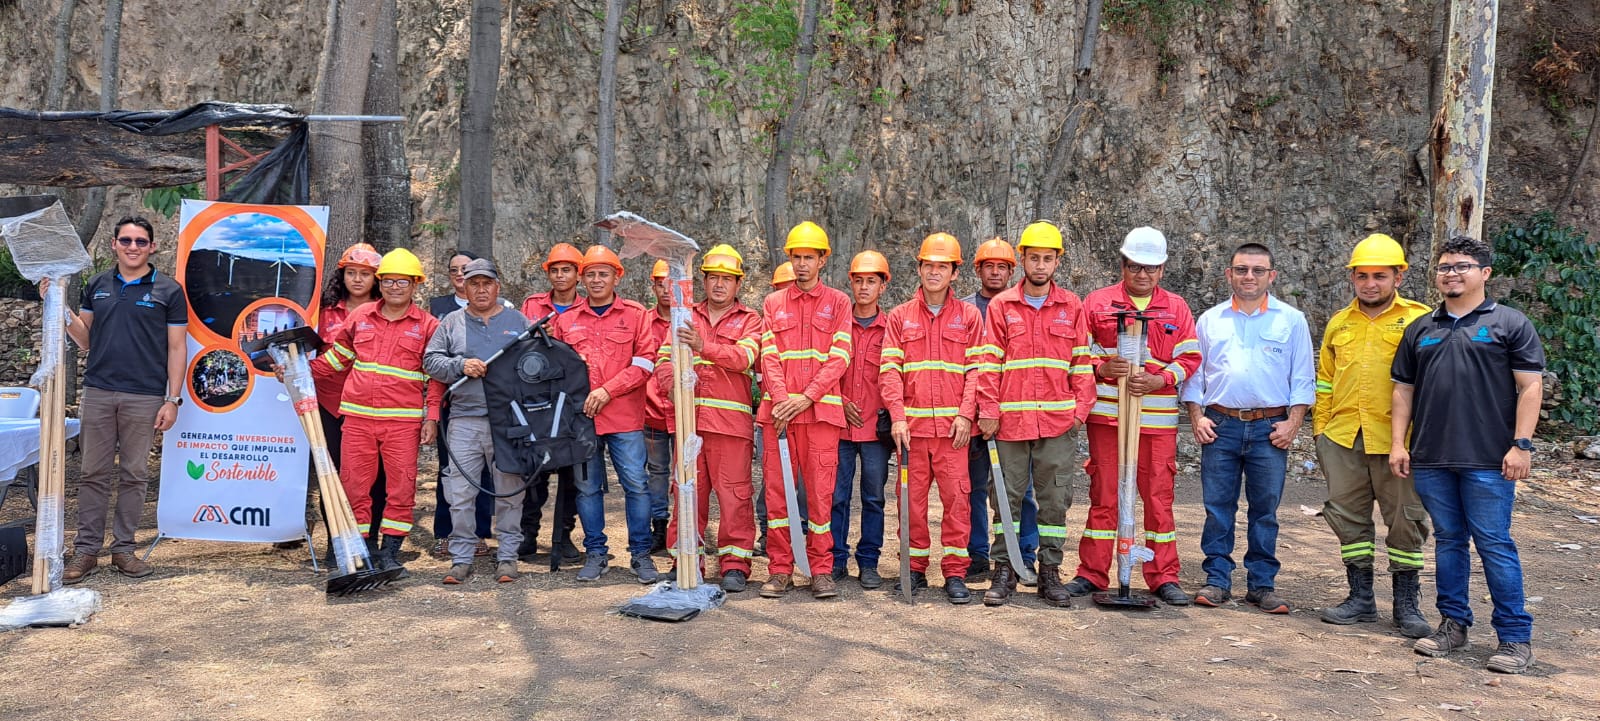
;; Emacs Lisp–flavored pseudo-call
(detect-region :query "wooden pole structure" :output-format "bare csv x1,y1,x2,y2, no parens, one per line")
1430,0,1499,251
31,323,67,595
669,259,700,589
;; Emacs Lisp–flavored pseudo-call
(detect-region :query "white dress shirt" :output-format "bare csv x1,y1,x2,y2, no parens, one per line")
1180,294,1316,410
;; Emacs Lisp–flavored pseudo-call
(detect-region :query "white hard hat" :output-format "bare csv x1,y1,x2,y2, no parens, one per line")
1120,226,1168,266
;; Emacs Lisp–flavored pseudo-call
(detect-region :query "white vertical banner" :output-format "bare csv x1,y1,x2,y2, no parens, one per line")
155,200,328,543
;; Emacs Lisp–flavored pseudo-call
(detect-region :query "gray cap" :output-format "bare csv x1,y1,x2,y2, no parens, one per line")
461,257,498,280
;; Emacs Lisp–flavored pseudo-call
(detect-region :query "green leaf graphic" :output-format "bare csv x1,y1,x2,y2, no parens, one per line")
187,460,205,480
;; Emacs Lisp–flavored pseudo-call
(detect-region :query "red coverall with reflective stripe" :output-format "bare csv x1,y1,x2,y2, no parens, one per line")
758,282,852,576
644,309,674,433
879,289,982,577
840,313,886,443
311,302,444,537
657,302,764,573
1075,283,1202,589
974,284,1096,439
519,291,586,324
551,299,655,436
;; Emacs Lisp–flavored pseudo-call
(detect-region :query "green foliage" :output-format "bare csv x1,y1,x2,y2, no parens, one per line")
1102,0,1228,77
0,245,34,298
697,1,892,130
141,183,203,220
1493,211,1600,434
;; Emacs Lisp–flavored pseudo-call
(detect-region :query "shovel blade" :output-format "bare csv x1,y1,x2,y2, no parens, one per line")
595,211,700,259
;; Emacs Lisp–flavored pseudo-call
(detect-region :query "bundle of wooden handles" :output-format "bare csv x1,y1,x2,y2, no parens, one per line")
30,350,67,595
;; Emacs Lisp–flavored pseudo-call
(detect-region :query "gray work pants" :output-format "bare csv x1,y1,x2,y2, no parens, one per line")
441,415,524,564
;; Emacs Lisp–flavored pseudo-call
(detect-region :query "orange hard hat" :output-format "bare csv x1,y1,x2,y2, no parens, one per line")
337,243,382,270
772,262,795,287
973,237,1016,267
849,250,892,281
652,259,669,279
918,232,963,265
543,242,584,271
581,245,624,276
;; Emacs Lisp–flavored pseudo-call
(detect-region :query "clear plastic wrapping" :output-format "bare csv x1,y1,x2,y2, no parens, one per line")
0,198,93,387
0,587,102,630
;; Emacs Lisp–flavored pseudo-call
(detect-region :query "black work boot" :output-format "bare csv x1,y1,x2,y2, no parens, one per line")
945,577,972,605
894,571,929,596
650,518,669,555
983,564,1017,606
1037,563,1072,607
377,534,410,580
1321,565,1377,625
1392,569,1432,638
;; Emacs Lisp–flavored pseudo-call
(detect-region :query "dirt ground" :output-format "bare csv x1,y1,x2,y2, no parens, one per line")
2,436,1597,721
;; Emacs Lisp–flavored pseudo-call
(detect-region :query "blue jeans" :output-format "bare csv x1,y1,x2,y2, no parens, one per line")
1413,468,1532,643
643,426,673,521
832,440,889,568
967,444,1039,565
1199,410,1288,592
578,430,652,557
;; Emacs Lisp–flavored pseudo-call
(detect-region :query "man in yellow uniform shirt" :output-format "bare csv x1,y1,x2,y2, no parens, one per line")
1313,233,1433,637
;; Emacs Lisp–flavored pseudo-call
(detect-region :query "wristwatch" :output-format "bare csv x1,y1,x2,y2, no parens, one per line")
1514,437,1534,452
164,395,184,406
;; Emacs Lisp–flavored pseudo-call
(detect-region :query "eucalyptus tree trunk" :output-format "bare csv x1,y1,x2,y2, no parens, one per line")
363,0,411,255
1429,0,1498,249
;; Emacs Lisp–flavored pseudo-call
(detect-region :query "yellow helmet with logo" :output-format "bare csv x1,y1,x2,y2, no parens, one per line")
1017,221,1064,252
1347,233,1408,271
784,221,831,256
700,244,745,277
376,248,425,280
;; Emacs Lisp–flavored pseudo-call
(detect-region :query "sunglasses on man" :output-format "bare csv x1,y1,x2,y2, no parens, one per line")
114,236,152,248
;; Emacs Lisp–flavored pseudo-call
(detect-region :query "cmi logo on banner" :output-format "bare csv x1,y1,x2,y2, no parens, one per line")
155,200,328,544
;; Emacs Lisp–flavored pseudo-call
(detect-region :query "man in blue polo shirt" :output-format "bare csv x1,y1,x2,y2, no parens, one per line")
61,216,188,583
1390,235,1545,674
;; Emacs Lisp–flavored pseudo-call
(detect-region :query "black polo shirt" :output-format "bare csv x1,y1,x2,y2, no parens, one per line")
80,266,188,397
1390,298,1544,469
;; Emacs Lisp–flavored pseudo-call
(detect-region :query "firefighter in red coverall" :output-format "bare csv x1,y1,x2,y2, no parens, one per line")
311,248,444,579
655,245,764,592
880,233,983,604
758,221,852,600
1065,226,1201,606
516,242,586,565
550,245,662,584
643,260,675,554
975,221,1097,607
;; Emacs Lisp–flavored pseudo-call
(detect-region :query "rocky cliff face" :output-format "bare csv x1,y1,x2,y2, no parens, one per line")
2,0,1594,329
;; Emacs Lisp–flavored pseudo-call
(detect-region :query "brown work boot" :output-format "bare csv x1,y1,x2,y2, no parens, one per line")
63,553,98,584
983,564,1017,606
760,573,792,598
110,552,154,578
811,572,839,599
1037,563,1072,607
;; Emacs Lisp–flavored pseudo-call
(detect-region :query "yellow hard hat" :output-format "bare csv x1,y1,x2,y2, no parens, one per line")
849,250,891,281
771,262,795,287
651,259,669,279
973,237,1016,267
700,244,745,277
918,232,963,265
1017,221,1064,252
784,221,831,256
376,248,425,280
1348,233,1408,271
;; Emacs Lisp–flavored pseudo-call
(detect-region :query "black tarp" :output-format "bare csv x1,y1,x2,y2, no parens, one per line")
0,101,309,205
